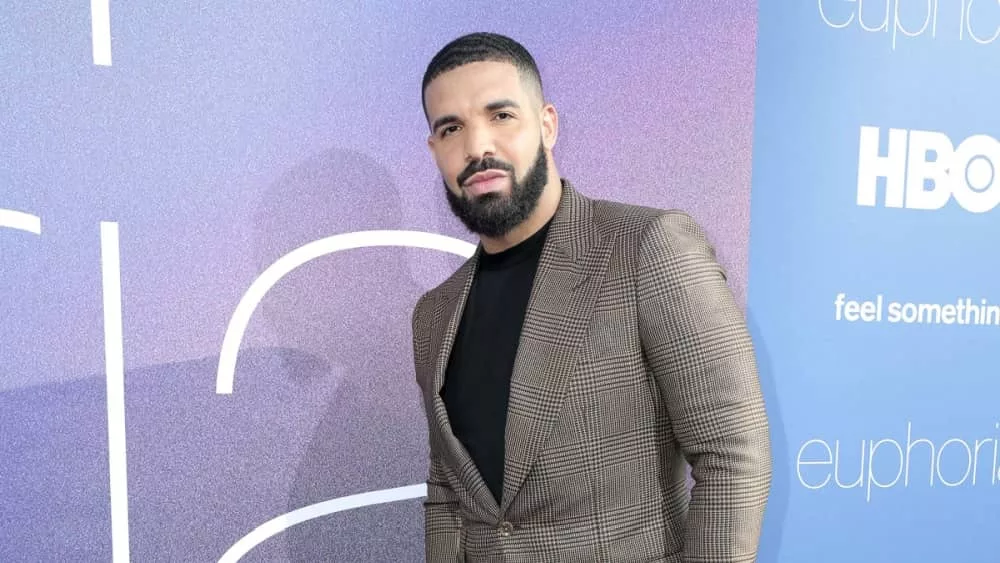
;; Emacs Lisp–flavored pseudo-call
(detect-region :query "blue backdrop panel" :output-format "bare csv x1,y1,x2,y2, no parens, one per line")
749,2,1000,562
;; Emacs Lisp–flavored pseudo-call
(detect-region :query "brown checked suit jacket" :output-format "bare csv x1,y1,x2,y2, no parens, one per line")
410,180,772,562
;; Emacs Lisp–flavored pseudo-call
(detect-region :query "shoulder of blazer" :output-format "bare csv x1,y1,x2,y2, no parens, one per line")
588,196,675,253
409,253,476,377
585,196,712,274
413,250,477,318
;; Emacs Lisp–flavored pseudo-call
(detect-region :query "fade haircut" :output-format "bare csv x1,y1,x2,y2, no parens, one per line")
421,32,544,122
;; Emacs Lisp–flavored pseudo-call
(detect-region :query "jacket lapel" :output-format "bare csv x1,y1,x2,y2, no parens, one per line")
500,181,615,513
426,254,503,518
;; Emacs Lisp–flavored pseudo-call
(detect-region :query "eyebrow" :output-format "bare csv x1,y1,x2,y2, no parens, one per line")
485,99,520,112
430,99,522,134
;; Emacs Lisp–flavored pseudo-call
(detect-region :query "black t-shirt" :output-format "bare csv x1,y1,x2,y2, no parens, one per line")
441,220,551,504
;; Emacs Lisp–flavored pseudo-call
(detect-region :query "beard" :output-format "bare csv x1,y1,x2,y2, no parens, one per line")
443,142,548,238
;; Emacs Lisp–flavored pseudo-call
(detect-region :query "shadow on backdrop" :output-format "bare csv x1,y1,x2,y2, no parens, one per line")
251,147,446,562
0,347,332,562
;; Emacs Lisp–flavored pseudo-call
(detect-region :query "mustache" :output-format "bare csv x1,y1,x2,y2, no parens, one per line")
457,157,515,187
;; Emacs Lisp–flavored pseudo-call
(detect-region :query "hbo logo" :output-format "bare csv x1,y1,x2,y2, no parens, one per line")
856,126,1000,213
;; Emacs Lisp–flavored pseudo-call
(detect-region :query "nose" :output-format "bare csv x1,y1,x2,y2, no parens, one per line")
463,123,496,163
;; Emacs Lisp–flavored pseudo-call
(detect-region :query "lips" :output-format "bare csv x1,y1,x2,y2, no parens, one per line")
465,170,507,186
463,170,509,196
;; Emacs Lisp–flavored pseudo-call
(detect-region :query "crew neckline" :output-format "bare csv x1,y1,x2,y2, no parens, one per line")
478,218,553,270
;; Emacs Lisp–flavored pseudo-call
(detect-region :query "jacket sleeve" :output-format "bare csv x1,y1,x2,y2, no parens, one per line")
635,211,772,563
411,293,464,562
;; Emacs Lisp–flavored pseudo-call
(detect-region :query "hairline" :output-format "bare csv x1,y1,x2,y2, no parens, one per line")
422,60,545,125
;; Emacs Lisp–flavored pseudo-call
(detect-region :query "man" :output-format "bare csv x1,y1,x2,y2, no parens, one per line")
411,32,771,562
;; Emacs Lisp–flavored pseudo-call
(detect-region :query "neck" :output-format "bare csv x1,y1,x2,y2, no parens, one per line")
480,174,562,254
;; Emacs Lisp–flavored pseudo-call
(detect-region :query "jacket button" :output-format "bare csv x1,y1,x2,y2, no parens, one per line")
498,521,514,537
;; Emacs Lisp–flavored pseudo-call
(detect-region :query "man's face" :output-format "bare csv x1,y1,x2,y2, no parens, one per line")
424,61,556,237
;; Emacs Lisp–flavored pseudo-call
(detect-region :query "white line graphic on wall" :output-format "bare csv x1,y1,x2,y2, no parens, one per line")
214,229,474,561
0,209,41,234
215,229,476,394
100,222,130,562
91,0,112,66
217,484,427,562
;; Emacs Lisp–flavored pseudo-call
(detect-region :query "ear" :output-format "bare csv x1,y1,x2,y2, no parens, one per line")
540,102,558,150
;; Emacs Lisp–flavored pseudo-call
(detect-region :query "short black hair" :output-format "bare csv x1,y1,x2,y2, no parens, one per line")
421,32,544,120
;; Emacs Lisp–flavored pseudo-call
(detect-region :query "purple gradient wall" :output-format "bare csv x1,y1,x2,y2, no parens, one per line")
1,2,756,560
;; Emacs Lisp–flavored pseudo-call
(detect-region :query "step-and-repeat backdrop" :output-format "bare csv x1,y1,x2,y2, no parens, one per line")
749,1,998,562
5,2,995,561
2,2,758,561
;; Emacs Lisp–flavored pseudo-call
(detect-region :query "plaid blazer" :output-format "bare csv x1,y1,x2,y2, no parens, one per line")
411,180,771,562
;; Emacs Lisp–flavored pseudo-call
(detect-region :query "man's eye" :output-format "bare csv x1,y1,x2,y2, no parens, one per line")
441,125,460,137
495,112,512,120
